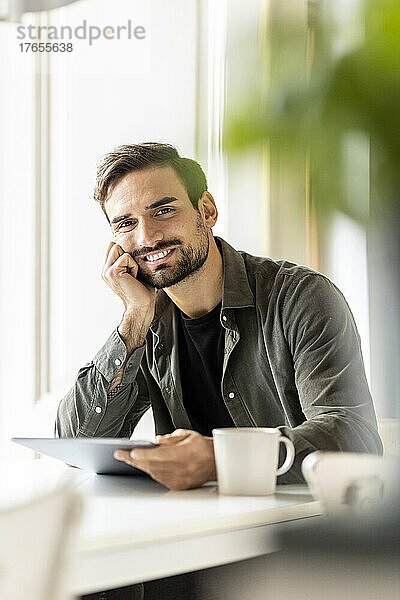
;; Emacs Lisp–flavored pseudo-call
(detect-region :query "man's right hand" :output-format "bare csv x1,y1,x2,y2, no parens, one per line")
102,242,156,354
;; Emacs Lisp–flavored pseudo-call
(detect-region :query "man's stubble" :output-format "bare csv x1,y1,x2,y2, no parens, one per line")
131,212,210,290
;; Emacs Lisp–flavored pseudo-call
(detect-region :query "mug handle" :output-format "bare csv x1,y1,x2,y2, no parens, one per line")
276,436,295,476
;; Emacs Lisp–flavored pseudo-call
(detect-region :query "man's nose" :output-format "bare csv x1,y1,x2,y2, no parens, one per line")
136,219,163,250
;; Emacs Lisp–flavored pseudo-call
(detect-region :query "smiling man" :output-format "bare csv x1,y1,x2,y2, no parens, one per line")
56,142,383,600
56,142,382,492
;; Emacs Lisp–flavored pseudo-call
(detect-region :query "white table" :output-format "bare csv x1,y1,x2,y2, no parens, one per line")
71,471,322,596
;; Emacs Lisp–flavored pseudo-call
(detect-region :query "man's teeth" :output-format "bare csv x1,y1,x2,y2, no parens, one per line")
145,249,172,262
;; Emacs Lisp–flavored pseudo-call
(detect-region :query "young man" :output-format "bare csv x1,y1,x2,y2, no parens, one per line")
56,142,382,490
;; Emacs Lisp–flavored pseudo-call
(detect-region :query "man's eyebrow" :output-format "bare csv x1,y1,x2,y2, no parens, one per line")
111,196,178,225
111,214,131,225
110,197,178,226
145,197,178,210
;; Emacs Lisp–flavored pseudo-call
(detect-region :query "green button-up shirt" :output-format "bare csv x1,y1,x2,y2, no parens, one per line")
56,237,382,482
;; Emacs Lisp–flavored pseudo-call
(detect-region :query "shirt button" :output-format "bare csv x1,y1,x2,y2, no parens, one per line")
114,358,122,366
228,392,235,399
222,315,227,322
95,406,102,414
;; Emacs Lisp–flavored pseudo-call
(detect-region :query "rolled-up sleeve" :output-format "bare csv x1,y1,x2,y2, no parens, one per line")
55,329,150,438
278,273,383,483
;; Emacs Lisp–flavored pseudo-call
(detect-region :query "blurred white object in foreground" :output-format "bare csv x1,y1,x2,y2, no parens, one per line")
301,451,399,515
0,460,82,600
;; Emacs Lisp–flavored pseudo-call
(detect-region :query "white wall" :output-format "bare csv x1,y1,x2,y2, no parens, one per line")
224,0,265,256
0,22,36,458
326,213,371,384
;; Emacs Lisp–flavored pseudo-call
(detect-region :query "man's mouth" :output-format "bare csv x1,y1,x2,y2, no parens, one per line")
141,248,176,265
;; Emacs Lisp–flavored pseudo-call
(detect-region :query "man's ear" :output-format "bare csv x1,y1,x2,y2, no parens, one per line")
198,192,218,228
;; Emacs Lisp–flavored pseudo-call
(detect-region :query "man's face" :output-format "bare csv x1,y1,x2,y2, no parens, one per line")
105,166,211,289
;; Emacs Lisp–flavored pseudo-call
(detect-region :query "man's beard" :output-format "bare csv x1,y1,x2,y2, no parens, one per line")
130,216,210,289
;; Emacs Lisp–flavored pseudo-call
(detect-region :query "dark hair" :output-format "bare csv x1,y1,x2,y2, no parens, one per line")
94,143,208,219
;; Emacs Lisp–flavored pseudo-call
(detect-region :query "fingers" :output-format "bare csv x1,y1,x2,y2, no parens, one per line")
103,241,116,265
114,450,135,466
103,243,124,273
131,445,180,463
102,246,138,283
114,431,215,490
114,433,196,473
114,431,192,462
114,449,161,481
156,429,191,445
114,447,194,490
111,253,139,278
114,443,183,469
114,449,133,462
113,448,190,489
171,428,191,437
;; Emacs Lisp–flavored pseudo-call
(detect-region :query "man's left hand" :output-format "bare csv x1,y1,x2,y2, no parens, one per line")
114,429,217,490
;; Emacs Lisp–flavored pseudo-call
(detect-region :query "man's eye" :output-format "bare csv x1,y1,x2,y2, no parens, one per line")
118,220,135,230
155,207,173,216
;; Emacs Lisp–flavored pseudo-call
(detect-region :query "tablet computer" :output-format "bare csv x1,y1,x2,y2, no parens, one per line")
12,437,157,475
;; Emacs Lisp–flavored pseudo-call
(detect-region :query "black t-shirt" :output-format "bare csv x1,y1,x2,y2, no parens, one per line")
177,302,235,436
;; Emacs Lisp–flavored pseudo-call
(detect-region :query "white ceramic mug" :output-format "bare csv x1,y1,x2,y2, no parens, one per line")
212,427,295,496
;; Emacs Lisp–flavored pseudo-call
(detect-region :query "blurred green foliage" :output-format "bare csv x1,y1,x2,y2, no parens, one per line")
224,0,400,224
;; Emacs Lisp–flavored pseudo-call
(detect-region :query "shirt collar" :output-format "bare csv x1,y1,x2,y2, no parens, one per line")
217,237,254,309
151,236,254,326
